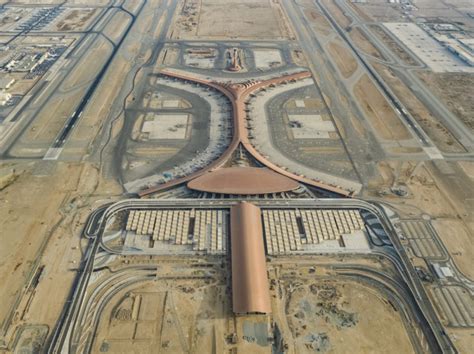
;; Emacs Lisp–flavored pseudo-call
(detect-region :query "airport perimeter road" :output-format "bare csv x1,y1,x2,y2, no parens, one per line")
45,195,455,353
335,0,474,152
334,265,430,353
96,197,456,353
47,233,100,353
47,202,110,353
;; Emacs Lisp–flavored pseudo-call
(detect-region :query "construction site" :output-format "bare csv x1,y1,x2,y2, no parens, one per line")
45,197,436,354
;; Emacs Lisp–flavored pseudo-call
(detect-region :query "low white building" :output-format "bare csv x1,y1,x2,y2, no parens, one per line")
0,92,12,105
432,263,454,279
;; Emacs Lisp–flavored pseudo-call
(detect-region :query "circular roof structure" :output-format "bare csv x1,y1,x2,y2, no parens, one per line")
187,167,299,195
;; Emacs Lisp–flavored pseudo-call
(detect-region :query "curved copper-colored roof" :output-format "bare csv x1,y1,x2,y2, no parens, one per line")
187,167,299,195
231,202,271,314
137,70,353,198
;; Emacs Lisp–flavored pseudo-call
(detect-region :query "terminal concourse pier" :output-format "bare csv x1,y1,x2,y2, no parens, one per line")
230,202,272,314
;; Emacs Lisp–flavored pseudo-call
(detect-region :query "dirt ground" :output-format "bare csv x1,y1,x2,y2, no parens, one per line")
70,60,131,145
55,8,97,31
160,47,180,66
458,161,474,179
86,255,418,354
91,262,228,353
321,0,351,28
21,89,86,144
123,0,143,15
327,41,358,78
349,27,385,60
353,74,410,141
347,1,373,22
365,160,474,351
369,24,418,66
349,0,404,22
70,0,157,150
369,162,456,216
1,1,472,353
367,160,473,270
4,73,38,96
61,37,112,91
417,72,474,133
291,49,308,67
446,328,474,354
282,279,415,353
373,63,465,153
173,0,292,40
304,9,332,36
0,1,162,347
0,160,122,348
10,0,110,4
0,163,85,331
102,11,131,43
432,219,473,280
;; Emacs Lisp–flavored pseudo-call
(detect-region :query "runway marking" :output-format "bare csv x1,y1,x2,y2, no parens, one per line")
423,147,444,160
43,147,63,160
